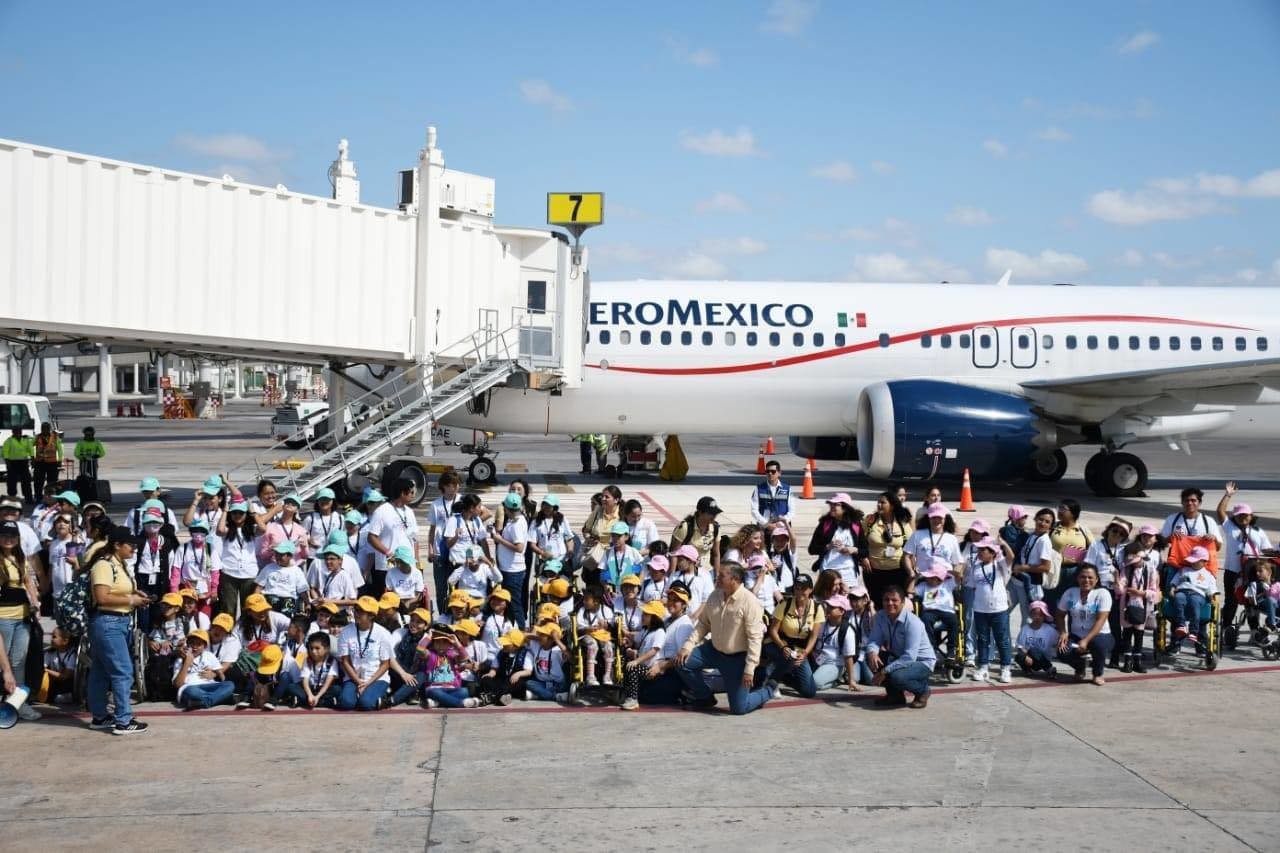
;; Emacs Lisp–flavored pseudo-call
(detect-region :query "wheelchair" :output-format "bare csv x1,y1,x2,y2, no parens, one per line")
566,613,625,706
1154,590,1220,670
72,612,150,705
914,599,967,684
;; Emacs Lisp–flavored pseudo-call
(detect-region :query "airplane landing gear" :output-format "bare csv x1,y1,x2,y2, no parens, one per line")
1085,451,1148,497
1025,449,1068,483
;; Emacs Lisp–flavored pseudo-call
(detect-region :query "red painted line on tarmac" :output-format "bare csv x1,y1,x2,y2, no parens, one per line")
637,490,680,526
46,664,1280,723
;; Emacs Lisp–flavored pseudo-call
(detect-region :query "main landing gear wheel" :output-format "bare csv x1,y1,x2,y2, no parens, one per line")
468,456,497,486
382,460,429,507
1025,449,1068,483
1088,452,1148,498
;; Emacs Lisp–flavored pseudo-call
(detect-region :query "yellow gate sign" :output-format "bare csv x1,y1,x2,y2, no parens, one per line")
547,192,604,226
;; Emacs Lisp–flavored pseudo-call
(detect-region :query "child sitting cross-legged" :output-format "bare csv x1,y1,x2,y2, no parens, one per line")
279,632,341,709
417,628,481,708
513,622,568,702
173,629,235,710
1014,600,1059,678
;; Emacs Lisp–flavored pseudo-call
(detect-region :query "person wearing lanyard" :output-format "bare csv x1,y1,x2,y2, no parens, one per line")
860,492,911,605
905,503,963,578
309,544,360,611
130,508,175,632
1161,487,1223,577
184,476,227,552
427,473,461,615
172,518,220,616
217,500,260,620
676,561,774,715
337,595,393,710
0,519,40,721
86,527,151,734
259,493,309,567
305,488,342,551
444,495,490,608
763,574,821,698
1082,517,1132,668
864,585,936,708
969,537,1015,685
1216,483,1274,633
491,494,530,629
1048,499,1092,612
365,481,419,598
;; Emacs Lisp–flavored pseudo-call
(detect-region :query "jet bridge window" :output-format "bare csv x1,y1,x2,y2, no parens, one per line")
1258,337,1269,352
1190,336,1202,351
1065,335,1077,350
526,280,547,313
1212,336,1223,351
1235,336,1247,352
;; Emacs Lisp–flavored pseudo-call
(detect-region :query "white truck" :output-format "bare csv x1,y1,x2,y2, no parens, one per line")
269,401,330,449
0,394,56,476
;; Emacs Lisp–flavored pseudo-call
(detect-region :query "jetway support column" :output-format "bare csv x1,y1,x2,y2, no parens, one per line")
155,355,165,406
233,361,243,399
327,361,346,440
97,344,112,417
132,363,139,394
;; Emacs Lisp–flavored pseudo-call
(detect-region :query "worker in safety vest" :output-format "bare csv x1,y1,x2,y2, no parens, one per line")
572,433,609,475
749,458,794,527
32,423,63,498
2,427,35,503
74,426,106,480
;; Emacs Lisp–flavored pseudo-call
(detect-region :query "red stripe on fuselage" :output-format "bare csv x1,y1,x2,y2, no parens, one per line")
586,314,1256,376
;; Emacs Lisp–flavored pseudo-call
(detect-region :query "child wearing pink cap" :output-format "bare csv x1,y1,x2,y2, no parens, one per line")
959,518,994,667
1216,483,1273,635
970,536,1016,683
744,553,783,615
1115,543,1161,672
1168,546,1217,647
917,556,960,664
1014,600,1059,677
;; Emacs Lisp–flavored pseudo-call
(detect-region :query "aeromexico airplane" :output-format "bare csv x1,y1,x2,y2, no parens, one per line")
453,278,1280,497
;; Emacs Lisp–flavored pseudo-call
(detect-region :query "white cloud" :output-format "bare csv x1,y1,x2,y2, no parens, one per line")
695,236,768,256
760,0,818,35
176,132,287,162
1038,125,1071,142
810,161,858,182
667,38,718,67
985,247,1089,281
946,206,994,227
1088,189,1221,225
1116,249,1145,267
850,253,968,283
1194,169,1280,198
693,191,749,213
679,127,759,157
983,138,1008,158
1118,30,1160,55
1235,268,1261,283
1273,259,1280,280
518,79,572,112
870,160,895,175
662,251,728,278
839,217,919,248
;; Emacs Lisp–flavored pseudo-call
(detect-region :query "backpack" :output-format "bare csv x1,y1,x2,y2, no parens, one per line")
55,570,92,637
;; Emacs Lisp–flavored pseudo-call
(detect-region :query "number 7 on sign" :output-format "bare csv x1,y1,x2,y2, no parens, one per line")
547,192,604,227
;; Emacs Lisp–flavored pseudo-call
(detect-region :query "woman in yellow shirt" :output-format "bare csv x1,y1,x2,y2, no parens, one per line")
763,575,822,698
0,520,40,721
860,492,913,605
1048,498,1093,611
86,527,152,735
579,486,622,585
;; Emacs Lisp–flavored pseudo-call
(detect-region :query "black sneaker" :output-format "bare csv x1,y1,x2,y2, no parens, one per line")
112,719,149,736
88,717,113,731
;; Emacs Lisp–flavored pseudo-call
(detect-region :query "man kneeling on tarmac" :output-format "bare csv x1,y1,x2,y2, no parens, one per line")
863,586,936,709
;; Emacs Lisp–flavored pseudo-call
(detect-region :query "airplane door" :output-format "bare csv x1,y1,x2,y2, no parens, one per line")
971,326,999,368
1010,326,1037,368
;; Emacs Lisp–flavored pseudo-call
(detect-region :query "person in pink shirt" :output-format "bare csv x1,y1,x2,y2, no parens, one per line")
257,493,309,566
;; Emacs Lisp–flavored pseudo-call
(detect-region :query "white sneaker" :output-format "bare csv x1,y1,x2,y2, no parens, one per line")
998,667,1012,684
602,672,614,686
424,698,439,709
585,675,600,687
462,697,480,708
17,704,41,721
767,680,782,700
620,698,639,711
971,668,989,683
554,692,569,703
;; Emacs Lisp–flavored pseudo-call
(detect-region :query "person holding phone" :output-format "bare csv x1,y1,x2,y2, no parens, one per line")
86,527,152,735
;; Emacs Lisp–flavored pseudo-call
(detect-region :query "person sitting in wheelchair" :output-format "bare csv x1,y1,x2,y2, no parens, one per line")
574,585,617,687
917,557,961,665
1244,559,1279,634
1168,546,1217,648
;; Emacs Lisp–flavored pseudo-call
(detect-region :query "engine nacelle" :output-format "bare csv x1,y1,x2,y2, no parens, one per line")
856,380,1056,481
788,435,858,461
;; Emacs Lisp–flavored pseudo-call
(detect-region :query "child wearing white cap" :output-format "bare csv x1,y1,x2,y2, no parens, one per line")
1168,546,1217,647
1014,600,1059,677
917,556,961,663
969,536,1016,684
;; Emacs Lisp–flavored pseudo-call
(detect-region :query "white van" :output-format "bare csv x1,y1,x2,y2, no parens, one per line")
0,394,57,474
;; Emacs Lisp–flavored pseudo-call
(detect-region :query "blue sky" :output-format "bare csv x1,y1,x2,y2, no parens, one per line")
2,1,1279,286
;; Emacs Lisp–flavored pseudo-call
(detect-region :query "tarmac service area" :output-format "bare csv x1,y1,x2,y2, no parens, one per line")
5,398,1280,852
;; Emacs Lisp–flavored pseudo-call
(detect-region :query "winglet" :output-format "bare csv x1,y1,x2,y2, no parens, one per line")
996,269,1012,287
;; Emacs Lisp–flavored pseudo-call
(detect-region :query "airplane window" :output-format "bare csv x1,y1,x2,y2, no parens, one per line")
1066,335,1077,350
769,332,780,346
959,334,971,348
793,332,804,347
813,332,824,346
1190,336,1201,351
1149,336,1160,350
1017,334,1029,348
834,333,846,346
681,331,692,345
878,333,890,348
1107,336,1119,350
1042,335,1053,350
725,331,736,346
1212,336,1223,351
940,334,952,348
702,331,713,346
1235,336,1246,352
1258,337,1269,352
1128,336,1139,350
747,331,758,346
979,334,992,348
640,331,651,345
1087,336,1098,349
599,330,611,345
619,330,631,345
1169,337,1180,350
921,335,932,348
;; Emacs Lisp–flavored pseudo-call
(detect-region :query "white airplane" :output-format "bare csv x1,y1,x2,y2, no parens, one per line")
448,278,1280,496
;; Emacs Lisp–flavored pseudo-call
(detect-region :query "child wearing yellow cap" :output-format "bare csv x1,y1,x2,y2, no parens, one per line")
573,585,617,687
479,628,528,705
620,600,668,710
386,608,432,707
512,623,568,702
173,630,234,710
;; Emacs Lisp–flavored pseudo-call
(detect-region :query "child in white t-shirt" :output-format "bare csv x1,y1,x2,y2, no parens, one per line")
917,557,960,662
449,546,503,601
515,623,567,701
42,625,77,704
744,554,783,615
173,630,235,709
969,537,1014,684
385,546,426,610
1015,600,1059,677
810,594,858,690
283,632,341,709
574,586,617,687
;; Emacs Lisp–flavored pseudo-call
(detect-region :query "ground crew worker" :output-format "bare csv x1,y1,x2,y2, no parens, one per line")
32,423,63,498
572,433,609,475
74,427,106,480
749,459,794,526
2,428,34,504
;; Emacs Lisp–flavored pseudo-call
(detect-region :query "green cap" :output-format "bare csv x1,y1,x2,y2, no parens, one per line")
315,487,336,501
540,494,560,508
503,493,522,509
321,544,346,558
541,558,563,575
390,545,416,567
273,540,296,555
343,510,364,526
283,493,302,506
201,477,223,496
610,521,630,536
139,477,160,492
54,491,81,507
187,518,210,532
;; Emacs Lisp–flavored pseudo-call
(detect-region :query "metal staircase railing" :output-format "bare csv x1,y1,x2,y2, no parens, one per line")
228,314,559,497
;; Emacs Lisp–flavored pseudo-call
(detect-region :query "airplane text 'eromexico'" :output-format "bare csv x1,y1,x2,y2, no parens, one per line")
589,300,814,328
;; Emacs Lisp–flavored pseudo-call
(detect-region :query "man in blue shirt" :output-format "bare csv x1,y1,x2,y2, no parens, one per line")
864,585,936,708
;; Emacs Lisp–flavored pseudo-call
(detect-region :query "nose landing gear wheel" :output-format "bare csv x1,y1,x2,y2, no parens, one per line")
1087,452,1148,497
468,456,497,485
1025,449,1068,483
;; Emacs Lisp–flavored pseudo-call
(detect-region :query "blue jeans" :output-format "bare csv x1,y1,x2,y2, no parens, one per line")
87,613,134,725
179,680,235,708
390,679,423,706
922,610,959,660
812,662,844,690
1018,646,1055,673
960,587,976,661
433,557,452,615
1007,576,1031,638
0,618,30,693
1172,590,1207,634
278,681,340,708
526,678,564,700
638,670,685,705
1258,597,1279,629
678,640,773,715
1046,565,1079,613
338,679,389,710
763,643,816,698
425,685,470,707
974,609,1012,667
1060,633,1114,677
501,570,528,629
882,660,932,700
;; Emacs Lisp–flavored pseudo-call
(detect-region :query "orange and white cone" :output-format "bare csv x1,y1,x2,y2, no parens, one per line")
756,446,766,475
801,459,815,500
957,468,976,512
765,436,776,454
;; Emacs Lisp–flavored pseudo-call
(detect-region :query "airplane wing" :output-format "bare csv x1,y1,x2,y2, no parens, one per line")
1021,356,1280,398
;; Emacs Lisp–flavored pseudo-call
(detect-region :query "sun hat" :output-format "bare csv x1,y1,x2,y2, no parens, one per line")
364,489,386,504
257,644,284,676
671,544,699,562
283,493,302,506
353,595,380,614
179,587,199,600
447,590,470,608
641,600,668,619
825,594,851,612
847,582,870,599
648,555,670,573
321,544,346,559
534,622,562,639
696,496,722,516
537,602,562,622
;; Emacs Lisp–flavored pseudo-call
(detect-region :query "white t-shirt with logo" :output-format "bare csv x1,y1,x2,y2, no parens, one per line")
496,516,529,574
1059,587,1113,636
918,577,957,614
338,623,394,683
812,620,857,668
1223,519,1273,574
173,650,225,700
906,530,963,571
1016,622,1060,653
970,557,1012,613
385,566,425,601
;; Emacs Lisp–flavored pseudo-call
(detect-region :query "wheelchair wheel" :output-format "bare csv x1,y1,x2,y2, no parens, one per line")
567,682,580,705
1205,652,1218,671
1225,624,1238,651
1263,645,1278,661
946,665,965,684
131,629,148,702
73,635,92,704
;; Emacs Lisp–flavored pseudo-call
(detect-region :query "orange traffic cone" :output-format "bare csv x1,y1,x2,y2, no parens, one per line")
957,468,976,512
801,459,815,499
808,457,817,473
756,446,766,475
765,436,776,454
